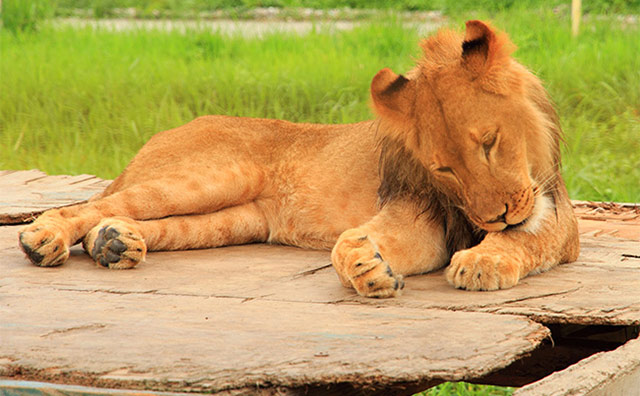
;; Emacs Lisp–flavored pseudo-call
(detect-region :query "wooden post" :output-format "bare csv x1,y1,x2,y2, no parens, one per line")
571,0,582,37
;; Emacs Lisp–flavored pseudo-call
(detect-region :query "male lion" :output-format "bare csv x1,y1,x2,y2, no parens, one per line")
19,20,579,298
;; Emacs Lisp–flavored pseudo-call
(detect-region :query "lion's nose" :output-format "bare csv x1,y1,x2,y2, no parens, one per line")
486,205,508,224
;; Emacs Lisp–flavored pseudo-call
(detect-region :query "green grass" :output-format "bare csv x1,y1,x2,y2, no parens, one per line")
0,8,638,204
49,0,640,18
3,0,636,20
0,0,55,32
421,382,514,395
0,22,417,175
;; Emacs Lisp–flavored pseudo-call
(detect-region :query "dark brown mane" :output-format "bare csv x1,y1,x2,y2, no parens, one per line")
377,134,483,256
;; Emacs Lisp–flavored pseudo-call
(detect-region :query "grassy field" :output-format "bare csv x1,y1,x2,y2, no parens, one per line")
421,382,513,396
2,7,638,202
48,0,640,18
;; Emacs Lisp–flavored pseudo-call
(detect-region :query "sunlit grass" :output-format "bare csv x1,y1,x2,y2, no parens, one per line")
421,381,514,396
51,0,640,17
0,22,418,175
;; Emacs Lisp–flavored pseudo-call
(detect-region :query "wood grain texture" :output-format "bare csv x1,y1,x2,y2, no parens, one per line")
515,336,640,396
343,235,640,326
0,225,547,394
573,200,640,241
0,170,110,225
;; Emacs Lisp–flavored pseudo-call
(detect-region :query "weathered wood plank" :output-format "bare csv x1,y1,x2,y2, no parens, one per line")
573,200,640,241
4,221,638,327
0,225,547,393
0,170,110,224
514,336,640,396
340,235,640,326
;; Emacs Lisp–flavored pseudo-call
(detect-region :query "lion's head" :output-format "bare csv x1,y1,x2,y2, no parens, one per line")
372,20,562,235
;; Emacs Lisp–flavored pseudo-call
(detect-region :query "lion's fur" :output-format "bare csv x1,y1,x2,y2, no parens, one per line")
377,135,482,256
19,20,579,297
374,21,569,255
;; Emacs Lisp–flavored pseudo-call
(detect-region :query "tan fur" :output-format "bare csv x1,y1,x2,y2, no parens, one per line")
19,20,579,298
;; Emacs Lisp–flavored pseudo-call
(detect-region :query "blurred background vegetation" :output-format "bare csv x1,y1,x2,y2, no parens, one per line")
1,1,639,204
0,1,639,394
5,0,640,20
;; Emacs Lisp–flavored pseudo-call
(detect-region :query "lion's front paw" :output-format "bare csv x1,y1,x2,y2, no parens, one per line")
83,218,146,269
331,231,404,298
445,249,522,291
19,224,70,267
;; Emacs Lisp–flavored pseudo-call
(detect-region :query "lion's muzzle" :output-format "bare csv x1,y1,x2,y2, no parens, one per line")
473,187,536,232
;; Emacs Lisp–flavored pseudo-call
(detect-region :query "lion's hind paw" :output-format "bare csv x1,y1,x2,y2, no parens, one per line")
19,224,70,267
83,218,146,269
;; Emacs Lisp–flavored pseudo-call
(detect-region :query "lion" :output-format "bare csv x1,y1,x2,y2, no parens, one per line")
18,20,579,298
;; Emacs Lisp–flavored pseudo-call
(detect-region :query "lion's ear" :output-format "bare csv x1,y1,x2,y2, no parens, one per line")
461,20,517,94
462,20,515,78
371,68,415,125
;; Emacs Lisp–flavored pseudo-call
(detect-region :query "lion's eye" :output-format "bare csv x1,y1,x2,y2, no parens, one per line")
433,166,460,185
434,166,460,185
482,134,497,158
436,166,454,174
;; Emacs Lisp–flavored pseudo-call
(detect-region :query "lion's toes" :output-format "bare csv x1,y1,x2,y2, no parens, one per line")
350,253,404,298
19,225,70,267
446,249,521,291
84,220,146,269
332,233,404,298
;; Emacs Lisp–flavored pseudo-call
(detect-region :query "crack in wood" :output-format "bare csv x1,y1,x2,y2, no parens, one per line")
497,288,583,305
23,176,49,185
342,288,583,313
293,263,333,278
53,286,253,300
55,287,160,295
69,176,102,185
40,323,107,338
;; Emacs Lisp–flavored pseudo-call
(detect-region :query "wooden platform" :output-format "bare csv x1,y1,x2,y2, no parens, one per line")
1,170,639,395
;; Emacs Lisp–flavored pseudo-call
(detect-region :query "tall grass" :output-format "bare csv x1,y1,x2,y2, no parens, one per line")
52,0,640,16
1,0,55,32
0,22,417,174
1,10,638,202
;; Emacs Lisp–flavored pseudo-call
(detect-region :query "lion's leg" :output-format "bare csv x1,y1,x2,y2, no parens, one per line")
331,199,447,298
19,174,265,267
446,190,580,291
82,202,269,269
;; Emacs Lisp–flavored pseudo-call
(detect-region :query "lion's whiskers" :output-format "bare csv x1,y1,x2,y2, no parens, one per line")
531,164,560,195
